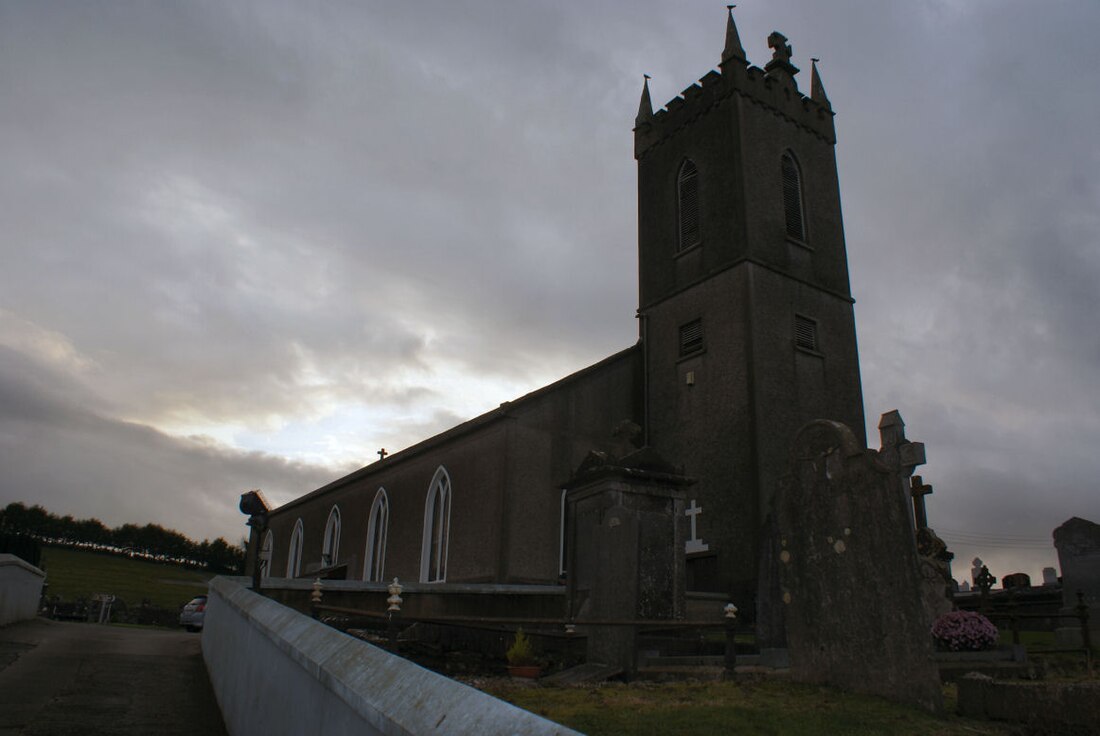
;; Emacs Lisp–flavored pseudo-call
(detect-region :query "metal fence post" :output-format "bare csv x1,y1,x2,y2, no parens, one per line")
1076,590,1092,672
1007,587,1020,646
724,603,738,676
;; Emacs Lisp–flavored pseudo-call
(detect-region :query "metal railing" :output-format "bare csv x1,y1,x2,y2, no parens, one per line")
308,577,746,674
983,589,1093,671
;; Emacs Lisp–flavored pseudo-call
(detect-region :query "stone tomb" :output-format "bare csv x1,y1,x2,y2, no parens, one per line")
772,420,942,712
563,448,691,676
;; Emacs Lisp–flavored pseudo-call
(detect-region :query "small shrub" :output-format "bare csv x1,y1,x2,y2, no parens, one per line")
506,627,535,666
932,611,998,651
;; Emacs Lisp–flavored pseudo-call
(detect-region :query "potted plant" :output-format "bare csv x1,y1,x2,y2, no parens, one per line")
506,627,541,679
931,611,999,652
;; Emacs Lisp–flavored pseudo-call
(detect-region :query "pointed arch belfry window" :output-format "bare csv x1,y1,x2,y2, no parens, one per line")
781,151,805,241
677,159,701,251
287,519,304,578
420,467,452,583
364,488,389,582
322,506,341,568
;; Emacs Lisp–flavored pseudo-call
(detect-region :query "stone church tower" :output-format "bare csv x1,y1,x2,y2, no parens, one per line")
634,11,865,601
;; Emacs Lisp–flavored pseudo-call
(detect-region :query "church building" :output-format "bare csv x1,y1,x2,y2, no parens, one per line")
256,11,865,609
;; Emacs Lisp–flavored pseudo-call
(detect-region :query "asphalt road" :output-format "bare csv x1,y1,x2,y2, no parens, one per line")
0,618,227,736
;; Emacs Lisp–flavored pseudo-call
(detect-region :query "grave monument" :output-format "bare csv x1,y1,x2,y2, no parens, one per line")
563,448,691,676
770,418,942,712
1053,516,1100,648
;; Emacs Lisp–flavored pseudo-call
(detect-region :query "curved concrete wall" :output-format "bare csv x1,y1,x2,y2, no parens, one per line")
203,576,579,736
0,554,45,626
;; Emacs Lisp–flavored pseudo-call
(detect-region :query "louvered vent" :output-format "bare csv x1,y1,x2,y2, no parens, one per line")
795,315,818,351
781,152,805,241
680,319,704,356
678,160,700,251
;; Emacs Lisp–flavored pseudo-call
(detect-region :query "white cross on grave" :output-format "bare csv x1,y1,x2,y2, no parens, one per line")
685,499,709,554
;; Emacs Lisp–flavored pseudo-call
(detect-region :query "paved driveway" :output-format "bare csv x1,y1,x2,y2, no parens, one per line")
0,618,227,736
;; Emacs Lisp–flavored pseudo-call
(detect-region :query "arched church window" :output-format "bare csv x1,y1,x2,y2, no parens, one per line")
420,467,452,583
781,151,805,241
287,519,304,578
364,489,389,582
322,506,341,568
260,530,274,579
677,159,701,251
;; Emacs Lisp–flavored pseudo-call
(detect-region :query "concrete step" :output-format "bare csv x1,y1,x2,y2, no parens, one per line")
541,663,624,685
635,664,791,682
636,665,725,682
639,654,725,667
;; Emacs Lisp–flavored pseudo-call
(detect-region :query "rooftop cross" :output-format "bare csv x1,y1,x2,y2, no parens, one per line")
377,448,388,461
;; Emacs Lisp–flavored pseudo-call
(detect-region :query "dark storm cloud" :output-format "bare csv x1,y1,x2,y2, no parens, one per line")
1,1,1097,576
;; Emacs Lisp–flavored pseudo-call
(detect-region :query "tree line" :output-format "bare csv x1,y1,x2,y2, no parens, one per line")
0,502,244,573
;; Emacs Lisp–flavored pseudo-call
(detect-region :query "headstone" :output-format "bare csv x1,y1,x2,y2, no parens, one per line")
915,525,954,623
1002,572,1031,590
974,564,997,614
772,419,942,712
876,410,926,484
958,580,971,593
1042,566,1058,587
971,557,984,585
563,448,692,676
1052,517,1100,648
877,416,951,627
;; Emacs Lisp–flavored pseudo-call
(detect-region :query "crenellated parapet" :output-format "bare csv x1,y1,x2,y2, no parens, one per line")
634,18,836,160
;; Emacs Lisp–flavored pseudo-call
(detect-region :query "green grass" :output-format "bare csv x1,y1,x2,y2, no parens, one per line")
481,680,1017,736
39,545,213,609
998,629,1055,647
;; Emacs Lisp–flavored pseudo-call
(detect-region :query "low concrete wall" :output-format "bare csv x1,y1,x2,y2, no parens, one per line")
957,673,1100,735
0,554,45,626
203,576,580,736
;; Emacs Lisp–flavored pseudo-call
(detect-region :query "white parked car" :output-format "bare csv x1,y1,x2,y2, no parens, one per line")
179,595,207,632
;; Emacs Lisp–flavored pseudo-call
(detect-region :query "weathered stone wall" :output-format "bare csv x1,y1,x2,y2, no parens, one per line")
203,576,580,736
0,554,44,626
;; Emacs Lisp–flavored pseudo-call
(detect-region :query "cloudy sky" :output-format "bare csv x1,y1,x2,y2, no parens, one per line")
1,1,1097,582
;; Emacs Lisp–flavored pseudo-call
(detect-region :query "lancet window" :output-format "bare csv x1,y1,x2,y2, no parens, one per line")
420,467,452,583
364,489,389,582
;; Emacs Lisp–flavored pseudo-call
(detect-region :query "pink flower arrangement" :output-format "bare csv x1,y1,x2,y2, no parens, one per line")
931,611,999,651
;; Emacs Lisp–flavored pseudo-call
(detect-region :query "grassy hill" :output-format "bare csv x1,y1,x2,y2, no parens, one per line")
40,545,214,610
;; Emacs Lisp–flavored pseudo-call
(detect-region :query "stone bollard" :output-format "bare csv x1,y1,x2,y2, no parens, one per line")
386,577,403,650
310,578,323,620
